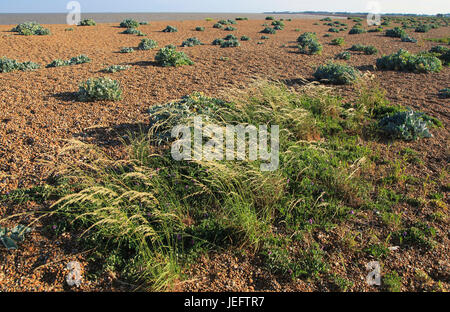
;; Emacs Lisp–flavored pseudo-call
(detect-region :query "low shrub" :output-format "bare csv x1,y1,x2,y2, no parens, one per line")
297,32,323,55
314,62,360,84
261,27,276,34
415,24,432,33
265,16,275,20
213,23,224,29
376,49,442,73
0,57,40,73
11,22,50,36
385,27,406,38
240,35,251,41
78,19,96,26
378,109,433,141
138,38,158,50
162,25,178,33
368,27,383,33
438,88,450,98
195,26,205,31
429,46,450,65
328,27,340,33
47,55,91,68
122,28,145,36
224,26,237,31
181,37,202,47
140,21,149,25
236,17,248,21
212,38,225,46
78,77,122,101
120,19,140,29
349,44,378,55
330,37,345,46
261,35,270,40
335,51,351,60
120,47,135,53
221,38,240,47
349,27,366,35
102,65,131,73
155,45,194,67
272,21,285,28
401,35,418,43
46,59,70,68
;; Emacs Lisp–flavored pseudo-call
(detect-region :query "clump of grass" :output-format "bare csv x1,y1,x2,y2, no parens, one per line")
102,65,131,73
78,19,96,26
181,37,202,47
314,62,361,84
11,21,50,35
0,57,40,73
138,38,158,50
120,19,140,29
120,47,135,53
349,44,378,55
330,37,345,46
336,51,351,60
155,45,194,67
78,77,122,101
297,32,323,55
162,25,178,33
376,49,442,73
385,27,406,38
383,272,402,292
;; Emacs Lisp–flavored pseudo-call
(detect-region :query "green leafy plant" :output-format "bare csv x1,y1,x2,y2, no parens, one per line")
401,34,417,43
0,57,40,73
138,38,158,50
314,62,361,84
181,37,202,47
195,26,205,31
415,24,432,33
336,51,351,60
224,26,237,31
378,109,433,141
162,25,178,33
349,44,378,55
11,21,50,35
0,225,31,250
385,27,406,38
439,87,450,98
383,272,402,292
78,19,96,26
376,49,442,73
155,45,194,67
122,28,145,36
261,27,276,34
240,35,251,41
102,65,131,73
78,77,123,101
213,23,224,29
328,27,340,33
120,19,140,29
330,37,345,46
349,27,366,34
120,47,135,53
297,32,323,55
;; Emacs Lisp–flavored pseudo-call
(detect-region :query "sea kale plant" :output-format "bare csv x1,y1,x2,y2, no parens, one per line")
102,65,131,73
330,37,345,46
385,27,406,38
162,25,178,33
378,109,433,141
181,37,203,47
120,19,140,29
297,32,323,55
0,57,40,73
349,27,366,34
349,44,378,55
11,22,50,35
335,51,351,60
78,19,96,26
155,45,194,67
376,49,442,73
314,62,361,84
138,38,158,50
78,77,123,101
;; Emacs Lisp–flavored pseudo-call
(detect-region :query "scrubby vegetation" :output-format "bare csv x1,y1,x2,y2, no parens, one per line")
349,44,378,55
330,37,345,46
378,109,434,141
195,27,205,32
385,27,406,38
349,27,366,35
438,87,450,98
297,32,323,55
11,22,50,36
155,45,194,67
336,51,351,60
78,19,96,26
0,57,40,73
181,37,203,47
102,65,131,73
122,28,146,36
261,27,276,34
46,55,90,68
377,49,443,73
314,62,361,84
120,19,140,29
138,38,158,50
78,77,123,101
162,25,178,33
120,47,134,53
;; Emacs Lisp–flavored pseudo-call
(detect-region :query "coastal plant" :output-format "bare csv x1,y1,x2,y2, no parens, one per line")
376,49,442,73
181,37,202,47
368,27,383,33
102,65,131,73
162,25,178,33
78,19,96,26
69,55,91,65
122,28,146,36
330,37,345,46
120,19,140,29
349,27,366,35
401,35,417,43
195,26,205,31
349,44,378,55
138,38,158,50
297,32,323,55
221,38,240,47
240,36,251,41
0,57,40,73
11,22,50,36
378,109,433,141
0,225,31,250
155,45,194,67
314,62,361,84
78,77,122,101
385,27,406,38
120,47,135,53
261,27,276,34
224,26,237,31
328,27,340,33
415,24,432,33
213,23,224,29
336,51,351,60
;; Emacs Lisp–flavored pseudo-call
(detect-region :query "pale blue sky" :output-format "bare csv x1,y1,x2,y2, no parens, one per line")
0,0,448,15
